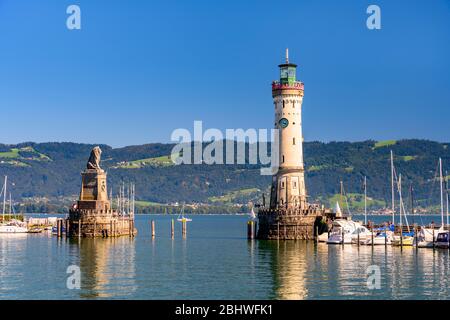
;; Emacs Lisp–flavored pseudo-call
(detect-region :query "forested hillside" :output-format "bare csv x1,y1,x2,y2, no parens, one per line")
0,140,448,213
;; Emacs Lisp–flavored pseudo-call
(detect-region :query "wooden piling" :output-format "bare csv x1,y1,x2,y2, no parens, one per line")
414,224,418,249
65,219,70,237
277,221,280,240
57,219,62,237
315,225,319,244
371,225,374,248
151,220,155,238
247,220,254,240
432,223,435,249
385,226,387,246
400,226,403,248
78,219,81,237
171,219,174,239
341,227,344,245
357,229,360,246
182,220,187,238
254,221,258,239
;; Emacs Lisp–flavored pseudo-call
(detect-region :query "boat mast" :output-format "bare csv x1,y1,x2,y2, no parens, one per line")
439,158,444,227
364,176,367,225
398,174,403,228
446,170,449,227
2,176,7,221
410,183,414,225
391,150,395,224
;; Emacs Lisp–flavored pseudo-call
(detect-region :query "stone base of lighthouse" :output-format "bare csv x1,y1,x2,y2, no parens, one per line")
257,208,326,240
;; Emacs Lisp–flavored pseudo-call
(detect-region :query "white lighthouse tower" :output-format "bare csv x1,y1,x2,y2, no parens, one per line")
270,48,307,209
258,49,324,240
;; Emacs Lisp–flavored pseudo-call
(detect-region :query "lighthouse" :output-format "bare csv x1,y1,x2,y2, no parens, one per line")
257,49,325,240
270,48,307,209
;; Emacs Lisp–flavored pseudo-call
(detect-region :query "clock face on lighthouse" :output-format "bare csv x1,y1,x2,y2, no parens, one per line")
279,118,289,128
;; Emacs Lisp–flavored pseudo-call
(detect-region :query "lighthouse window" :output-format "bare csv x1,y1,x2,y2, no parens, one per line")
293,181,297,189
282,155,285,163
282,101,285,108
293,101,295,108
293,138,296,145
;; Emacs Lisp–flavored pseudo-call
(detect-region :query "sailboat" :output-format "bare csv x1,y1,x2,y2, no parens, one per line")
335,201,342,218
177,204,192,222
392,174,414,246
417,158,447,248
327,195,372,244
0,176,28,234
435,158,449,249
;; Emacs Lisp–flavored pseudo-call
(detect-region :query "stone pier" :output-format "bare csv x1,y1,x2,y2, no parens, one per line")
257,207,326,240
68,146,136,237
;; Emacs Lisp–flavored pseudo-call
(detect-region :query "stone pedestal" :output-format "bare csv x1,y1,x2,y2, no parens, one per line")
68,167,136,238
257,207,326,240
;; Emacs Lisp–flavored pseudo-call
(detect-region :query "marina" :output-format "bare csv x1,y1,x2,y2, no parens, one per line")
0,0,448,305
0,213,449,300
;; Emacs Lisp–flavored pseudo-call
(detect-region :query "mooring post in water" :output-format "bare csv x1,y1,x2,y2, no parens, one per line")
432,222,435,249
151,220,155,238
400,225,403,248
277,221,280,240
182,220,186,238
65,219,70,237
371,225,374,248
341,227,344,245
247,220,254,240
57,219,61,237
357,229,360,246
78,219,81,237
414,224,418,249
254,221,258,239
315,225,319,244
171,219,174,239
385,226,387,246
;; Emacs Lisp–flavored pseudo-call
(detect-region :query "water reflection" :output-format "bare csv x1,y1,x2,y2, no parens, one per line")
70,237,137,299
258,241,309,300
256,241,450,300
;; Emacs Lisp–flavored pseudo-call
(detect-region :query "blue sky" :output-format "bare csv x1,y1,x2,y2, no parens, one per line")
0,0,449,147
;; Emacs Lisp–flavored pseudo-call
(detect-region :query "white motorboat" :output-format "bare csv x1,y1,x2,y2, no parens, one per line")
327,219,369,244
419,158,450,249
362,231,394,245
416,227,439,248
0,220,28,233
435,230,449,249
318,232,329,242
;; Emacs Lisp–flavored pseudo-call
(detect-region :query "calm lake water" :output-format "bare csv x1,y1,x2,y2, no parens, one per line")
0,214,449,300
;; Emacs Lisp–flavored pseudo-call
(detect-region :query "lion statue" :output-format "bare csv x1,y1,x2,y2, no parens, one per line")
87,146,102,170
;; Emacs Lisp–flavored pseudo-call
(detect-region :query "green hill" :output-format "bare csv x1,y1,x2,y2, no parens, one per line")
0,139,448,213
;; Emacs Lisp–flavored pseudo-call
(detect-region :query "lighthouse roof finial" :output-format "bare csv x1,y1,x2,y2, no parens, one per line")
285,48,289,64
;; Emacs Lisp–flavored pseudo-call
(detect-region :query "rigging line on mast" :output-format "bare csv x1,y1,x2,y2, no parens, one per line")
425,161,440,214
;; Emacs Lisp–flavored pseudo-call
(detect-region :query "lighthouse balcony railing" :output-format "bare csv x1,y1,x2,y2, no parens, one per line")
272,81,304,90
